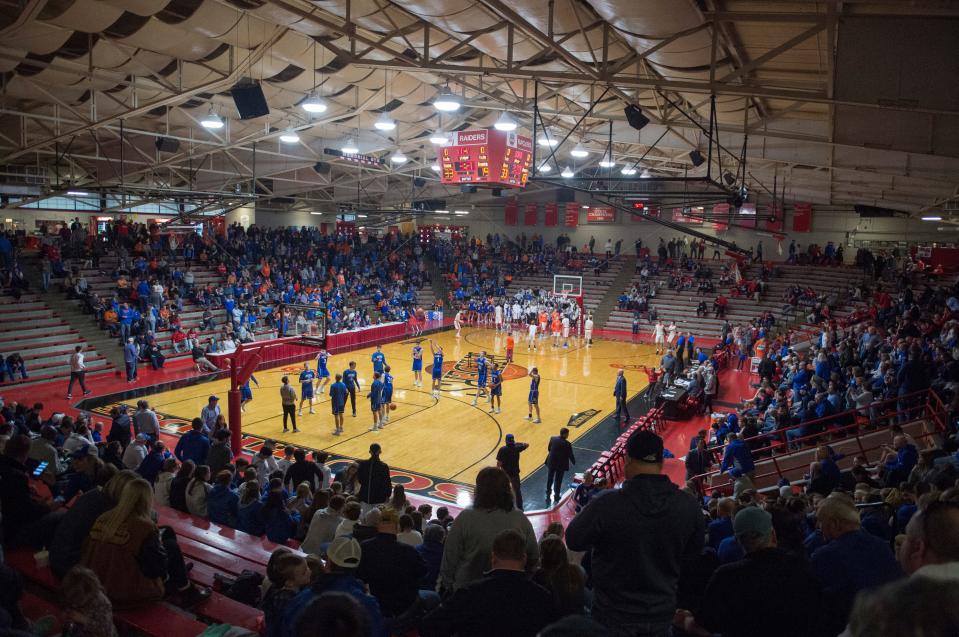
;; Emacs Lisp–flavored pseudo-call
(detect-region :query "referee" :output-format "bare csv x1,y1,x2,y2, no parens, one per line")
280,376,298,433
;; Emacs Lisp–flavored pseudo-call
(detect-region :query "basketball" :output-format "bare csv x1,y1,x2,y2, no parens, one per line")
389,403,397,411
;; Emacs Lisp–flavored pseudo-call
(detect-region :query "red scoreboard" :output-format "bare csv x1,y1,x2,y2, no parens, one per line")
438,129,533,187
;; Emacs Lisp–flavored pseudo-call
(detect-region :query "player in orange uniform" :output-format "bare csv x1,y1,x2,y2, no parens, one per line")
505,333,515,363
550,315,562,347
538,311,548,342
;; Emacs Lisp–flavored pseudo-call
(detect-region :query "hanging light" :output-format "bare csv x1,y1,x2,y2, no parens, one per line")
374,112,396,131
494,112,517,132
570,143,589,158
599,154,616,168
621,166,637,175
390,151,408,164
301,93,327,114
561,166,574,178
429,132,449,145
640,169,652,178
432,87,461,112
537,164,552,173
279,130,300,143
200,110,224,130
341,138,359,154
537,134,558,147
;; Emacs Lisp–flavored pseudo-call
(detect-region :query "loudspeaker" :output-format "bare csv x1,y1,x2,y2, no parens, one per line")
491,188,504,197
460,185,477,194
689,149,705,167
723,171,736,186
623,104,649,131
154,137,179,153
230,82,270,120
313,162,331,175
413,177,426,188
556,187,575,203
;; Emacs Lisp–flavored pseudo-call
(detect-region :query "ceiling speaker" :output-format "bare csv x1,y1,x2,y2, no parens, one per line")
230,82,270,120
624,104,650,131
689,149,705,167
154,137,179,153
723,171,736,186
413,177,426,188
312,162,331,175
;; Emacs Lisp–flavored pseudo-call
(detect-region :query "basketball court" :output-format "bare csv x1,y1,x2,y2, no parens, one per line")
103,326,658,502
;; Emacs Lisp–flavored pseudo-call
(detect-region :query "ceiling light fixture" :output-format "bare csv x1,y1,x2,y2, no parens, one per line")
494,112,517,132
341,138,359,154
621,166,637,175
390,151,407,164
310,212,324,215
200,110,224,130
537,135,559,148
922,215,943,221
570,143,589,158
374,112,396,131
537,164,551,173
435,209,450,214
66,190,90,196
432,87,461,112
301,93,327,114
430,164,441,172
599,154,616,168
279,130,300,143
561,166,574,178
429,132,449,145
454,210,469,215
640,169,652,178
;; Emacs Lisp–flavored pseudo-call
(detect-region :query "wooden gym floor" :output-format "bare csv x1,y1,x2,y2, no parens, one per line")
142,328,659,487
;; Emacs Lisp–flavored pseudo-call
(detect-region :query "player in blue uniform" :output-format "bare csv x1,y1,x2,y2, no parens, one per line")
368,371,384,431
329,373,347,436
526,367,541,423
429,339,444,399
240,374,259,412
489,363,502,414
371,345,386,375
343,361,360,417
381,365,394,424
298,362,316,415
315,349,331,395
411,343,424,387
472,351,489,406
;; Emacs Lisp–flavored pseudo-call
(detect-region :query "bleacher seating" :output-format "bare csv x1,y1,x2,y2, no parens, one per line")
505,259,623,316
0,293,114,387
605,261,866,340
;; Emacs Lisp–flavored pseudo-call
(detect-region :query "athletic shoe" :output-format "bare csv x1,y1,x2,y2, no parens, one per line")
332,430,339,436
293,428,300,433
489,408,496,413
309,410,315,414
283,428,289,433
496,408,502,414
298,411,303,416
66,394,72,399
369,426,380,432
83,390,92,396
533,418,541,423
525,415,532,420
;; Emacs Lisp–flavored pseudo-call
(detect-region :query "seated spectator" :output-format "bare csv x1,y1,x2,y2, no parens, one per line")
532,535,586,617
421,529,555,637
417,523,445,592
154,457,178,506
879,435,918,486
707,498,736,550
205,429,233,475
61,566,117,637
897,499,959,576
237,480,266,536
122,434,149,470
263,552,312,637
261,489,298,544
208,469,240,527
168,460,195,513
300,492,343,554
397,514,423,547
847,577,959,637
185,464,212,518
335,500,362,537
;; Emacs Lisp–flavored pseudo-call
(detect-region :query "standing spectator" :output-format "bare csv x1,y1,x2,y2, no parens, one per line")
566,430,705,637
439,467,539,592
206,429,234,475
106,405,132,451
280,376,298,433
417,524,446,592
544,428,575,502
174,418,210,466
200,396,220,434
810,495,902,635
284,448,323,492
356,443,391,509
422,529,555,637
496,434,529,510
67,345,92,398
123,337,138,383
132,400,160,440
613,369,630,423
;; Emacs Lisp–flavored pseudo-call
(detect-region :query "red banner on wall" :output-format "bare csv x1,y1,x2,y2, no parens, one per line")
524,203,538,226
792,203,813,232
504,200,518,226
767,205,784,232
587,207,615,223
564,203,579,228
712,203,730,230
544,202,558,227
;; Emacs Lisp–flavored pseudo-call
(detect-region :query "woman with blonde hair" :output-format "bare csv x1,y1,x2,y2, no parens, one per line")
385,483,409,513
287,482,314,518
185,464,212,518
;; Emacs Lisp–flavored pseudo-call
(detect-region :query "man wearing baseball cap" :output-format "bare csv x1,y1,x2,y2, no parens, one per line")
566,429,704,636
678,506,823,637
282,537,386,637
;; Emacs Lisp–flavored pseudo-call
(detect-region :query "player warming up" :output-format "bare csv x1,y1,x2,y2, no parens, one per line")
471,351,489,406
429,339,444,398
527,321,537,351
240,374,259,412
343,361,359,418
526,367,542,423
381,365,394,424
371,345,386,376
489,362,503,414
315,349,331,395
298,363,316,416
561,314,571,348
454,308,463,336
329,373,347,436
411,341,424,387
584,313,594,347
654,320,665,355
368,371,384,431
505,332,515,363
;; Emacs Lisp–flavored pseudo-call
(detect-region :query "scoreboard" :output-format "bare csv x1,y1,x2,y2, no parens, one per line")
438,129,533,188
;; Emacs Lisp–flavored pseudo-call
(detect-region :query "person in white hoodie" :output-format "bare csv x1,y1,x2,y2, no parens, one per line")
252,443,280,487
122,434,150,470
154,457,178,506
185,465,212,518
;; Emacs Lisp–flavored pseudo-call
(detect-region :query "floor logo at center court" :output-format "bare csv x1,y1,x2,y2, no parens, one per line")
427,352,527,389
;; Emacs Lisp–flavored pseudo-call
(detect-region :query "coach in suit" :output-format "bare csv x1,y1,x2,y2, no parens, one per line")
614,369,630,423
545,428,576,501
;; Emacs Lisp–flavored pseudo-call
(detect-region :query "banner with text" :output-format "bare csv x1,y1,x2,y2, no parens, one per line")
564,203,580,228
587,206,615,223
792,203,813,232
544,202,558,227
524,203,538,226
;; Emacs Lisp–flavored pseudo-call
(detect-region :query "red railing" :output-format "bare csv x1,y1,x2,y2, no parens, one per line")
587,405,667,486
694,387,948,491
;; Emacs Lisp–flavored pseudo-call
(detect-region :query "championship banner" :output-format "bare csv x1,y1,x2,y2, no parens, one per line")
564,203,579,228
792,203,813,232
544,202,558,227
587,206,615,223
504,200,518,226
524,203,538,226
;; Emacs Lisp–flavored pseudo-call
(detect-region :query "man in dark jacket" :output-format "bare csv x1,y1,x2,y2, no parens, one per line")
566,430,705,636
106,404,132,450
357,509,432,620
205,429,233,475
416,524,445,591
174,418,211,466
421,529,555,637
356,443,391,506
613,369,630,423
545,427,576,502
0,434,60,548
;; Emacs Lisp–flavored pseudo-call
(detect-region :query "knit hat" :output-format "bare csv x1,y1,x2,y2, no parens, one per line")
626,429,664,464
734,506,773,539
326,537,362,569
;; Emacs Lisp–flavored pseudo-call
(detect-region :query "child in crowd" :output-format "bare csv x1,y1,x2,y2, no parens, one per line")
262,552,311,637
61,566,117,637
